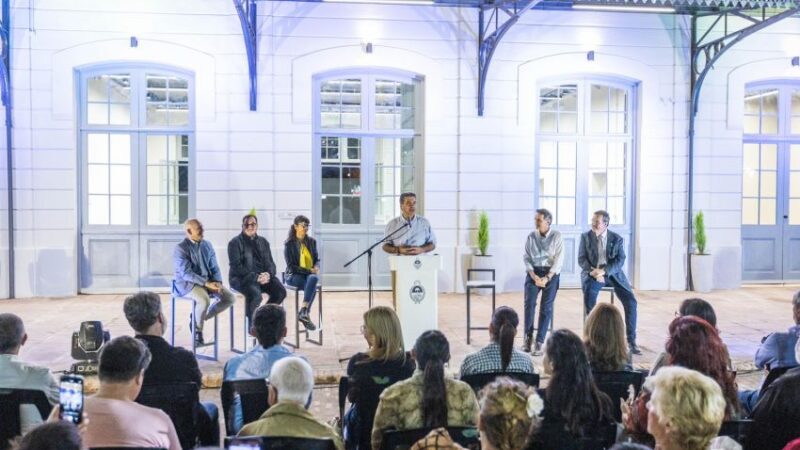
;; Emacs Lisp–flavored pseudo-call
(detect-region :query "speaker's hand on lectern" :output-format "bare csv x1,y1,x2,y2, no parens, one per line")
405,246,423,255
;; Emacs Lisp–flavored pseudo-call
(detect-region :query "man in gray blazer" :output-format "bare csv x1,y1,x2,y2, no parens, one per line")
578,210,640,355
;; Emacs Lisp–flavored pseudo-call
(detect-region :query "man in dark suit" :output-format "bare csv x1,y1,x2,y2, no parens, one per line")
228,213,287,324
578,209,641,355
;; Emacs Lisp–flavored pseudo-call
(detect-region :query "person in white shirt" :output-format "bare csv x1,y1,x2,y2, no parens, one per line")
522,208,563,355
382,192,436,256
0,313,59,434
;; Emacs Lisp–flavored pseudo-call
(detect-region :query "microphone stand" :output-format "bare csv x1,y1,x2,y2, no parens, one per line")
343,222,409,309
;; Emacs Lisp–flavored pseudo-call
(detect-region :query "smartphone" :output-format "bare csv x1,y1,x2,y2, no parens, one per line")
227,437,262,450
59,374,84,424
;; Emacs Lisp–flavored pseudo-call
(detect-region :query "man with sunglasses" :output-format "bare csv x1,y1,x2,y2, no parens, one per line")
174,218,236,346
228,214,287,326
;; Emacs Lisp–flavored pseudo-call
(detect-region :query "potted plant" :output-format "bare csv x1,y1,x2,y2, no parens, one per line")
691,211,713,293
471,211,498,293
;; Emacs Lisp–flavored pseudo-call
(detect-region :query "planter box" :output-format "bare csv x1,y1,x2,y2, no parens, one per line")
691,254,713,293
470,254,501,295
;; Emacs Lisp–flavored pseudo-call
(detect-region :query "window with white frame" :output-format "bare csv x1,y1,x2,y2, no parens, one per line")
537,80,633,226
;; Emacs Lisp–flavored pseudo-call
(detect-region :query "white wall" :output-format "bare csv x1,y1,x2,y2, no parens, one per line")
5,0,798,297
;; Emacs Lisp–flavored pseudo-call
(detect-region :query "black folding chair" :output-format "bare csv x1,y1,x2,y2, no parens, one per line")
578,421,618,450
339,374,409,450
135,382,199,450
718,419,754,444
592,370,645,422
225,436,336,449
91,448,167,450
221,379,270,436
381,427,480,450
460,371,541,393
759,366,791,396
0,388,52,450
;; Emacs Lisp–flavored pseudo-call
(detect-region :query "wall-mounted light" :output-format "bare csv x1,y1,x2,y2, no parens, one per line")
362,42,373,54
130,36,138,48
792,56,799,67
587,50,595,61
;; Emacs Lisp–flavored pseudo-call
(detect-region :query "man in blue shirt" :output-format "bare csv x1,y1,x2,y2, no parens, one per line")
173,218,236,346
381,192,436,256
223,304,303,432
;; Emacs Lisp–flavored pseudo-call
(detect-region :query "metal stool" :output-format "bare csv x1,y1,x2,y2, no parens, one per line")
583,286,616,325
466,268,496,345
282,273,323,349
169,290,219,361
229,289,255,354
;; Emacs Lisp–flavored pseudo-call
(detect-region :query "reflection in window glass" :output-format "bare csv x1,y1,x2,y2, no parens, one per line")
539,85,578,134
792,91,800,134
320,79,361,129
538,141,576,225
146,75,190,127
86,133,132,225
374,137,415,225
321,136,362,225
146,134,190,225
87,74,131,126
744,88,779,135
741,143,778,225
375,80,415,130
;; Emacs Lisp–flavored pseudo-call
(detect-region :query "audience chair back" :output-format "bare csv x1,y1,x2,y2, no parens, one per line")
225,436,336,449
460,371,541,394
718,419,754,445
759,366,791,396
381,427,480,450
90,448,167,450
591,370,646,422
220,379,270,436
0,388,52,450
338,375,411,450
578,421,618,450
135,382,200,450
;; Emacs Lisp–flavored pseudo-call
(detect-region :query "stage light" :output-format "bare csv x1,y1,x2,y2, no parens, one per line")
572,4,675,13
70,321,111,375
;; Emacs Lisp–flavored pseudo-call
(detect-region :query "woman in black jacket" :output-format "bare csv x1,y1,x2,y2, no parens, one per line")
283,215,320,330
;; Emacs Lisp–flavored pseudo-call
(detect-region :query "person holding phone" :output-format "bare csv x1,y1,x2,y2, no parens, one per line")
0,313,60,433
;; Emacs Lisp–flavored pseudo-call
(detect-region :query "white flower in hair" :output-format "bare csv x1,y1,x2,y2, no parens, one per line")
526,392,544,418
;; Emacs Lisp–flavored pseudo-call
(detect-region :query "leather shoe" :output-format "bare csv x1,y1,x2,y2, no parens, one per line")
522,334,532,353
629,342,642,355
298,308,317,331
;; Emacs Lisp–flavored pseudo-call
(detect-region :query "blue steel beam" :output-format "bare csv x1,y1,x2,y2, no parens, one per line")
233,0,258,111
1,0,12,298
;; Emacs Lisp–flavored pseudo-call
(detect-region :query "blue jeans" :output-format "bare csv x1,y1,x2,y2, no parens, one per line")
582,275,638,344
285,273,319,307
524,268,559,344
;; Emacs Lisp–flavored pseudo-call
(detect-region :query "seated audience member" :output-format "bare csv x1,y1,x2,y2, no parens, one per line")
237,357,344,450
83,336,180,450
646,367,726,450
11,421,81,450
174,218,235,346
650,297,728,374
745,367,800,450
123,291,219,446
583,303,633,372
739,291,800,416
524,329,614,450
460,306,536,377
284,215,321,330
224,304,300,433
229,213,287,325
371,330,479,450
344,306,415,450
0,313,59,434
784,439,800,450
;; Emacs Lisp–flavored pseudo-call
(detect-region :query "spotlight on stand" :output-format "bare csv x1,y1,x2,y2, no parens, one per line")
70,321,111,375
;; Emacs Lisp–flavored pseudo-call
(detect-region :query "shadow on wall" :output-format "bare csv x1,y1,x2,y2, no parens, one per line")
31,249,74,297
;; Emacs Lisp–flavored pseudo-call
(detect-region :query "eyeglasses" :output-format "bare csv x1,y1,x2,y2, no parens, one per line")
244,222,257,228
298,223,310,229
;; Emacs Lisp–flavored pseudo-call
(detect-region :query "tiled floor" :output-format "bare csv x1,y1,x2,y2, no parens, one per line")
4,285,797,428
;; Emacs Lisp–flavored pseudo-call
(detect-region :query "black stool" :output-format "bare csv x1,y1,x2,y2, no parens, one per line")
466,268,496,345
282,273,323,349
583,286,616,325
169,288,219,361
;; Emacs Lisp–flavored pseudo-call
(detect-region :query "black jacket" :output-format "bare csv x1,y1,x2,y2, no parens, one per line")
136,335,202,386
284,237,320,276
228,233,277,286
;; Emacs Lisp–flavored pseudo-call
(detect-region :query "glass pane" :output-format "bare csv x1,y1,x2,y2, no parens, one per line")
87,165,109,194
170,107,190,127
321,112,339,128
168,196,181,224
558,113,577,133
87,77,108,102
87,134,108,164
608,143,625,168
540,197,557,220
146,104,169,126
147,196,168,226
557,169,575,197
790,199,800,225
109,195,131,225
558,143,576,168
793,145,800,171
557,197,575,225
608,169,625,196
321,137,340,161
87,103,108,125
609,113,626,134
539,142,556,167
539,169,556,196
760,198,776,225
109,134,130,164
742,169,759,197
591,112,608,134
376,168,396,196
342,197,360,224
560,87,577,111
743,92,760,114
346,138,361,161
793,116,800,135
341,109,361,129
178,195,189,223
148,136,168,164
147,76,167,88
374,197,395,225
148,166,166,195
743,115,759,134
761,171,776,197
591,85,609,111
589,143,606,169
589,171,607,196
88,195,109,225
792,91,800,115
342,166,361,195
742,198,758,225
321,196,340,224
109,165,130,195
608,197,624,224
588,198,606,223
539,112,557,133
169,90,189,103
791,172,800,198
761,145,777,170
743,144,759,171
762,115,778,134
400,167,414,192
400,140,414,165
321,166,340,194
762,91,778,115
109,103,130,125
609,87,626,112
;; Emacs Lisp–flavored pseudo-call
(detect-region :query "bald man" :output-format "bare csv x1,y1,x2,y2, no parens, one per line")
173,218,235,346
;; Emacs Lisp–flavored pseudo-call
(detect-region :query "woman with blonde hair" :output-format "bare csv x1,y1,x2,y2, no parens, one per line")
584,303,632,372
646,366,726,450
344,306,415,450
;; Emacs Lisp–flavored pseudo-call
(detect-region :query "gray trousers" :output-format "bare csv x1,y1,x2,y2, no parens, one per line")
183,285,236,332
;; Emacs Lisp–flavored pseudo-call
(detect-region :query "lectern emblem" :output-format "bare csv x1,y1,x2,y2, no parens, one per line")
413,258,422,270
409,281,425,304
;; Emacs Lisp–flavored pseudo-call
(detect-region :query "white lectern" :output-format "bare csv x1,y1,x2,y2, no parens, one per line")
388,254,442,350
